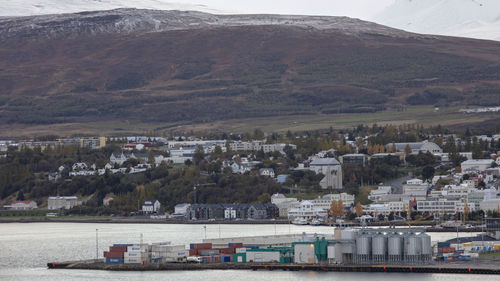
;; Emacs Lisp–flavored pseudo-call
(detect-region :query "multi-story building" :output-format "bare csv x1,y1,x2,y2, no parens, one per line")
287,201,328,220
416,197,475,214
308,158,342,190
229,141,296,153
388,141,442,154
311,193,355,209
368,186,392,202
48,196,82,210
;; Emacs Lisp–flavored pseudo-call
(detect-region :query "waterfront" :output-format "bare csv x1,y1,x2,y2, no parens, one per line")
0,223,497,280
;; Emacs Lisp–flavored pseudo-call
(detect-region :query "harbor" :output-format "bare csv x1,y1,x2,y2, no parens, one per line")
46,224,500,275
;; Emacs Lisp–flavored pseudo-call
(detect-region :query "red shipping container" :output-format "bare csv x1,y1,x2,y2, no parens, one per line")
228,243,243,248
189,249,198,256
193,243,212,250
109,246,128,252
104,251,124,258
219,248,235,254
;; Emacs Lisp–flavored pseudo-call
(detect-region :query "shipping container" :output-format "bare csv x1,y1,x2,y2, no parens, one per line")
109,246,128,252
190,243,212,250
127,245,148,252
246,251,280,263
105,257,124,263
104,251,124,258
189,249,198,256
124,257,142,264
220,255,232,262
200,249,220,256
244,245,259,250
124,252,146,258
113,244,133,247
437,242,451,248
232,253,246,263
219,248,235,254
228,243,243,248
235,248,247,253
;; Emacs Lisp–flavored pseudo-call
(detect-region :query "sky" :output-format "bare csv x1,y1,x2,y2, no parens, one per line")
165,0,396,19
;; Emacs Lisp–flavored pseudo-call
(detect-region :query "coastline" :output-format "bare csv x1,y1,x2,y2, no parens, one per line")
0,217,485,232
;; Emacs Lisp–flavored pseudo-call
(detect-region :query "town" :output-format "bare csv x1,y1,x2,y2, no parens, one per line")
0,125,499,231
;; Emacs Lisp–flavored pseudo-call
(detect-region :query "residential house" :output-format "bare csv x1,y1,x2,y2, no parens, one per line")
142,199,161,214
4,200,38,210
103,196,114,206
259,168,275,178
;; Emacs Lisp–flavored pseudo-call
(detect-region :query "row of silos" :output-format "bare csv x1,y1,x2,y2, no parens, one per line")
351,230,431,264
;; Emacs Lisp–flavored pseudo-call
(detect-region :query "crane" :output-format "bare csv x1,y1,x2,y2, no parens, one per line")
406,213,434,228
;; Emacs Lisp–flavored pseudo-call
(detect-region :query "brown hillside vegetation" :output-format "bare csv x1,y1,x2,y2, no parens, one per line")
0,9,499,135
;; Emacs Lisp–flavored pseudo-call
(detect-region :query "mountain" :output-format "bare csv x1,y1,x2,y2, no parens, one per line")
0,0,228,17
373,0,500,41
0,9,499,135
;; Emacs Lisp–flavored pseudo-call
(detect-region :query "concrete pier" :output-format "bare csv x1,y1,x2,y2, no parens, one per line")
47,260,500,274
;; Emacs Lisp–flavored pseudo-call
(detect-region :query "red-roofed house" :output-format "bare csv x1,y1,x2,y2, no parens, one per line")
4,200,38,210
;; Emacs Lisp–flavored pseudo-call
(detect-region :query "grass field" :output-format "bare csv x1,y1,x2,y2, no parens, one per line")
0,106,496,137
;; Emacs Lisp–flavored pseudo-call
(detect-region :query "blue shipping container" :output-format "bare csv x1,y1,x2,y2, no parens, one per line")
221,256,231,262
190,244,194,250
105,258,124,264
244,245,259,249
437,242,450,247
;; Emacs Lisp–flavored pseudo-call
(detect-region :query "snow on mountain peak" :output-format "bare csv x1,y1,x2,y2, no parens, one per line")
372,0,500,40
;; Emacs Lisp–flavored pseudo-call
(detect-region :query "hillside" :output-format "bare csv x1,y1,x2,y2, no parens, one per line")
0,9,499,135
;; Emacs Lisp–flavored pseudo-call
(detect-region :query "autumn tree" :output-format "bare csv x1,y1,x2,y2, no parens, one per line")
355,202,363,217
404,144,412,155
463,203,470,221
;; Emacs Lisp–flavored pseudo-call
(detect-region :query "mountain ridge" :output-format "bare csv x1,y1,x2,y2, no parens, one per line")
0,9,499,134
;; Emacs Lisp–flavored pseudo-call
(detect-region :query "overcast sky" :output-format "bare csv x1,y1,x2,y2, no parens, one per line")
172,0,396,19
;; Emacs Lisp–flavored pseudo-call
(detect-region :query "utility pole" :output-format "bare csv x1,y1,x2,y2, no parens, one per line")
95,229,99,262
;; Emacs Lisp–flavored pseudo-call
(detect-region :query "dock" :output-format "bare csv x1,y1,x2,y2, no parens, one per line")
47,261,500,274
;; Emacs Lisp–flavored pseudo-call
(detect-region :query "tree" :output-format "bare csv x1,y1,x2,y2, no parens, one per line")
404,144,412,155
464,203,470,221
421,165,435,181
391,143,396,153
355,202,363,217
17,190,24,201
193,146,205,165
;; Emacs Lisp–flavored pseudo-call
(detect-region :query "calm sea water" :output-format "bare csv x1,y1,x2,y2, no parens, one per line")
0,223,495,281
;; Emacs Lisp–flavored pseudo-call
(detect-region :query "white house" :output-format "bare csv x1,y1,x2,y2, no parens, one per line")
142,199,161,214
259,168,275,178
103,196,114,206
72,162,88,171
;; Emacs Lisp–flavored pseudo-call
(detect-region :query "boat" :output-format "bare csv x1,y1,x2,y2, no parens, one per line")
310,218,321,226
441,220,463,228
292,218,308,225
